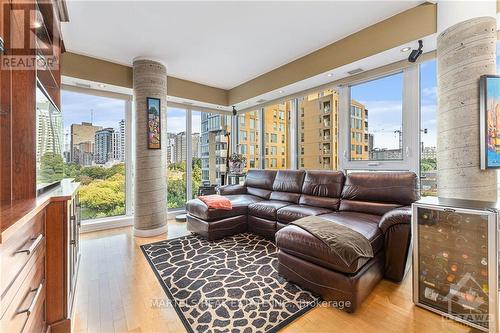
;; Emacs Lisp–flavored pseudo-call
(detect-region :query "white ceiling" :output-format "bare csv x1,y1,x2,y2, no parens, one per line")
62,0,424,90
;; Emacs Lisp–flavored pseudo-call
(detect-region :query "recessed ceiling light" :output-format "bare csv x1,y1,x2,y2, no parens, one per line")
327,73,333,77
278,90,284,94
97,83,106,88
401,46,411,52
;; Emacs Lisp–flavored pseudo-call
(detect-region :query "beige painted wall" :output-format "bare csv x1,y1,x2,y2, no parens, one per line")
61,52,229,106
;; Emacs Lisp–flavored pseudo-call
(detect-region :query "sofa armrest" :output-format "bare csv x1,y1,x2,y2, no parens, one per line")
217,184,247,195
379,206,412,282
379,206,411,234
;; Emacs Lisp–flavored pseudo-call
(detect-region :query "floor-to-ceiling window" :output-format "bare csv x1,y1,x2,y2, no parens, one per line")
420,59,438,196
166,107,187,209
263,101,291,170
58,89,129,221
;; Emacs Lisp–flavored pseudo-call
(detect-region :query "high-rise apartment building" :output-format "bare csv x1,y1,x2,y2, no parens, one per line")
94,128,114,164
166,133,176,165
36,100,64,167
237,111,260,170
192,133,201,159
200,113,231,185
70,122,102,164
263,103,289,170
119,119,125,162
174,131,187,163
298,89,368,169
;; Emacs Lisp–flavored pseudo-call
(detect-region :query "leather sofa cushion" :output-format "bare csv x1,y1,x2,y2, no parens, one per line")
245,169,277,190
186,194,263,221
248,200,292,220
276,212,383,274
272,170,305,193
340,172,419,215
245,169,277,199
276,205,332,224
301,170,344,196
269,170,305,204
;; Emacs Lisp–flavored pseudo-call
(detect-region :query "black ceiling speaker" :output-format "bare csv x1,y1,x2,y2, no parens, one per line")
232,106,237,116
408,40,423,63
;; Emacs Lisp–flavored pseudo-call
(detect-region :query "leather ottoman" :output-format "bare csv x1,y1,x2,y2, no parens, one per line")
275,224,384,313
186,194,263,240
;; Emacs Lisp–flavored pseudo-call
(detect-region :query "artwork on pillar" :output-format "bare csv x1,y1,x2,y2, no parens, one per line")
480,75,500,169
147,97,161,149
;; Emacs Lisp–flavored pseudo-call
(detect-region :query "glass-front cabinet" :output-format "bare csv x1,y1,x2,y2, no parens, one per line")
412,197,498,332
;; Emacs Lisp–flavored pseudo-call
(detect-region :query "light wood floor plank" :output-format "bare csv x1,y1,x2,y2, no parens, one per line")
73,222,478,333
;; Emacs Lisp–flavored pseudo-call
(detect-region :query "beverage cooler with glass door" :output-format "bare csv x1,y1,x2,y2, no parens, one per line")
412,197,499,332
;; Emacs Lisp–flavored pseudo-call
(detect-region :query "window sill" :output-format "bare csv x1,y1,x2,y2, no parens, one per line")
80,208,187,234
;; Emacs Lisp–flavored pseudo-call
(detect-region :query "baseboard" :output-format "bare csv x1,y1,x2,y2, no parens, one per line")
48,319,70,333
80,216,134,233
133,224,169,237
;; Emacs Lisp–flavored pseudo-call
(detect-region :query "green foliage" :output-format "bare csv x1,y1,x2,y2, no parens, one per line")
420,158,437,172
77,163,126,220
166,158,202,208
38,152,64,184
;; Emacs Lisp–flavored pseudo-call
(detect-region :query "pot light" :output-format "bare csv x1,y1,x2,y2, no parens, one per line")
97,83,106,88
327,73,333,77
278,90,284,94
401,46,411,52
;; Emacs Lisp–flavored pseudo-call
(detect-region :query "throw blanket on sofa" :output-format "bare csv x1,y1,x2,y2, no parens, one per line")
198,195,233,210
291,216,373,266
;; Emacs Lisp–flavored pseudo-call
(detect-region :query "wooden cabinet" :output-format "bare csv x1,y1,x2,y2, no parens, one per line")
67,192,80,314
0,180,80,333
0,210,46,333
45,185,81,333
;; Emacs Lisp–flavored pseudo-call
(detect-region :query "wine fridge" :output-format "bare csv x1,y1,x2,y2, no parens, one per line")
412,197,498,332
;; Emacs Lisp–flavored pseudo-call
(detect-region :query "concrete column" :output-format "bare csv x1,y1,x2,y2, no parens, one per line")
133,58,168,237
436,1,497,201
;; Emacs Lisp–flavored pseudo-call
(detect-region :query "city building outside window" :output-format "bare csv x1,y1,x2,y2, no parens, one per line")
297,88,340,170
199,112,231,186
263,101,291,170
237,110,261,172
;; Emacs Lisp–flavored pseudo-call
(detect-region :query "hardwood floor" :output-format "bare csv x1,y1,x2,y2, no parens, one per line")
73,222,477,333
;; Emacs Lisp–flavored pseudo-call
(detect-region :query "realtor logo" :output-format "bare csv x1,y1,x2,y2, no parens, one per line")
444,272,491,327
1,1,59,71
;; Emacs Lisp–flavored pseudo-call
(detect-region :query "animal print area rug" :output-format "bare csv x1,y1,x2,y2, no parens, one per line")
141,233,319,333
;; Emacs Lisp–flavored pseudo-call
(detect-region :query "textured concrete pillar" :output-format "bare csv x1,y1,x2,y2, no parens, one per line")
133,59,168,237
437,4,497,201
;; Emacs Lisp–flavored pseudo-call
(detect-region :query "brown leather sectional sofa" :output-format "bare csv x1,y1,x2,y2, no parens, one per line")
186,169,419,312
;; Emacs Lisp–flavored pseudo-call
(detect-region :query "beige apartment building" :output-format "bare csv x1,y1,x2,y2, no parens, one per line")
299,90,368,170
237,91,368,172
70,122,102,165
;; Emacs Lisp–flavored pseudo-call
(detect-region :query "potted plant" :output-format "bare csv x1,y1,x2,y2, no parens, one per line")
228,153,247,174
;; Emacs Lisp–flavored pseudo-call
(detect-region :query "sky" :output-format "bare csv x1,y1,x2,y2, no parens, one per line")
61,60,440,151
61,90,125,138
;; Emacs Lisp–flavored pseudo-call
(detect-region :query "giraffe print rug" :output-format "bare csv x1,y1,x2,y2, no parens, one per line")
141,233,319,333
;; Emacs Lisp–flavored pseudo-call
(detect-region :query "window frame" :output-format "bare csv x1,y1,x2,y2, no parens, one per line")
61,85,133,223
338,66,420,173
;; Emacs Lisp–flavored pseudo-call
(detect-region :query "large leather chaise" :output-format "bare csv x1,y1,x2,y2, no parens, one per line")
186,169,419,312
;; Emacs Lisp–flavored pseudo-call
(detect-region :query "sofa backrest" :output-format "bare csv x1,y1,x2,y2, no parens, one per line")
339,171,419,215
245,169,277,199
299,170,345,210
269,170,305,203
